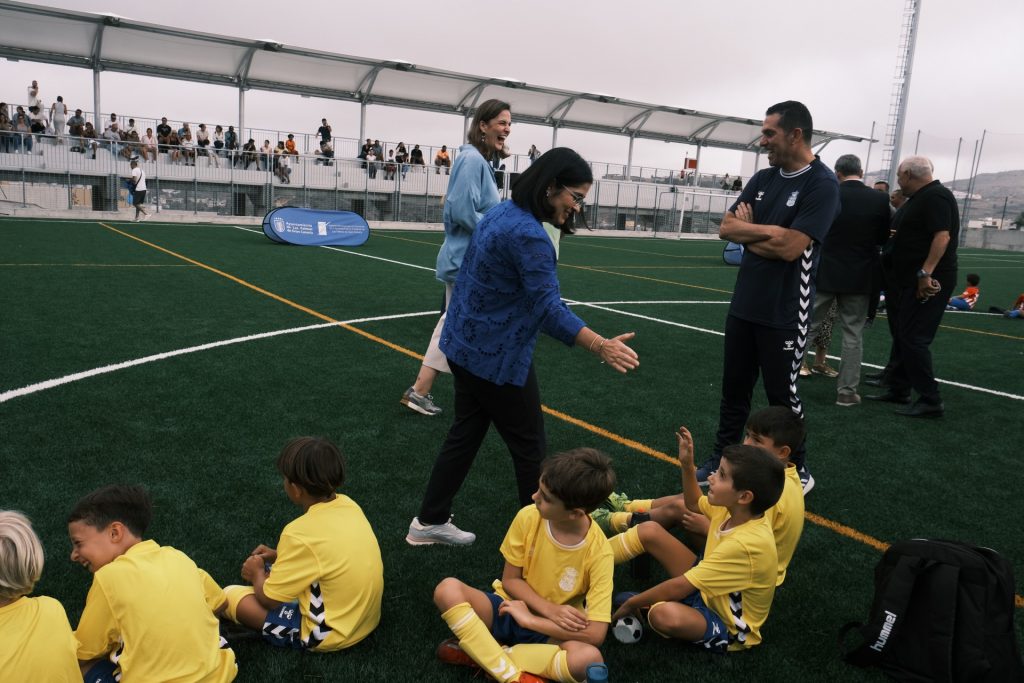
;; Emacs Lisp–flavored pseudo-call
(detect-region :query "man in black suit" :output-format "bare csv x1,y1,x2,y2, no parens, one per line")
806,154,890,406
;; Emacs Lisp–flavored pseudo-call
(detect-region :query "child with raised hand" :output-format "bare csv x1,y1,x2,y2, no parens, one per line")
0,510,79,681
611,428,784,652
433,448,616,683
222,436,383,652
68,485,236,682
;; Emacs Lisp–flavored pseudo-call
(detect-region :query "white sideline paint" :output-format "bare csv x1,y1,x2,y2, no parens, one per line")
1,311,436,404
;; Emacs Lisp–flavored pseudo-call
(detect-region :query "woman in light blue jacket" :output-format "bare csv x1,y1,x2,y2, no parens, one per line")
400,99,512,417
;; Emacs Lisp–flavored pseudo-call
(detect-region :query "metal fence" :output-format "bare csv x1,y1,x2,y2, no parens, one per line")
1,133,755,237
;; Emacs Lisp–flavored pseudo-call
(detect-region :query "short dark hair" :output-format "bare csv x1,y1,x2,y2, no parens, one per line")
540,448,615,513
873,180,890,191
68,485,152,537
746,407,805,454
834,154,862,177
511,147,593,234
466,98,511,158
720,444,785,515
765,100,813,145
966,273,980,286
276,436,346,498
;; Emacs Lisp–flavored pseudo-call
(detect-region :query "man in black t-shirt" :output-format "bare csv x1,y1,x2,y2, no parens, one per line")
698,101,840,495
867,156,957,417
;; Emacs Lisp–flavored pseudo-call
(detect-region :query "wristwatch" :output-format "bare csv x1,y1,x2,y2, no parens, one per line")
916,269,930,279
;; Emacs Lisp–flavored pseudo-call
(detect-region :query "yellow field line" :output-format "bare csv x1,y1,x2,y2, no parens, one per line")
938,324,1023,341
97,221,1024,608
97,223,421,361
561,264,734,295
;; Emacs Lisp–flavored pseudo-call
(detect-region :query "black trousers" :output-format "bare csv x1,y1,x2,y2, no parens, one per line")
417,360,545,525
714,315,807,466
884,278,954,403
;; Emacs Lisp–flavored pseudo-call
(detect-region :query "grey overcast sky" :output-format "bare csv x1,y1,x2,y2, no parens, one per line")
3,0,1022,181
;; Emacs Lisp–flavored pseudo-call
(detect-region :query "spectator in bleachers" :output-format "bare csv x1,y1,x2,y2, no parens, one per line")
67,108,85,152
27,80,40,110
196,123,219,167
241,138,257,169
178,122,191,139
384,149,397,179
12,106,33,153
285,133,298,155
260,139,273,170
434,145,451,174
410,143,425,169
29,106,47,142
528,144,540,163
101,121,123,158
396,143,409,179
106,112,119,133
274,141,291,183
317,118,332,144
168,130,182,163
126,118,139,137
140,127,157,161
317,139,335,166
373,139,383,159
50,96,67,143
180,128,196,165
366,146,379,178
122,129,141,160
156,117,172,152
359,137,372,166
732,176,743,191
721,173,732,190
0,103,11,153
225,125,239,164
81,121,98,158
213,124,225,159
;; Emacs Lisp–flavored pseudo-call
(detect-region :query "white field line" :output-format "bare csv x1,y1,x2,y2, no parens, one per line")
1,311,436,404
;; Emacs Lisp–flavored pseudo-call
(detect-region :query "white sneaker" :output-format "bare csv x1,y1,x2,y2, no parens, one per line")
406,517,475,546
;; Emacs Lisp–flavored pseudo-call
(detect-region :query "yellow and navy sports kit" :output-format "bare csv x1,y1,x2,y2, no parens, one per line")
231,495,384,652
74,539,236,682
0,595,80,681
764,464,805,586
492,504,614,634
683,496,779,651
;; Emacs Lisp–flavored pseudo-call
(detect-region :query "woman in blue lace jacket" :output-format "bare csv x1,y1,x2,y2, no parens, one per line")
406,148,640,547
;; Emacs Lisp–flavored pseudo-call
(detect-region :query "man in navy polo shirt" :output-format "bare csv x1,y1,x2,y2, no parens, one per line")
698,100,840,495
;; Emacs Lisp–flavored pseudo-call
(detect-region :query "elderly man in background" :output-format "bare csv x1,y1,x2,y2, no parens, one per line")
867,156,958,418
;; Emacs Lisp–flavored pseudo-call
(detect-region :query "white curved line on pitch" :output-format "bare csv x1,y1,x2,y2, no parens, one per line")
0,311,436,404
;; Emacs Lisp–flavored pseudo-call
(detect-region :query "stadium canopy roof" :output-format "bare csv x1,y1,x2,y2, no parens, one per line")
0,1,871,153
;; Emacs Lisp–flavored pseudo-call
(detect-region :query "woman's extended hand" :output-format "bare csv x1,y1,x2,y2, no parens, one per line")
599,332,639,373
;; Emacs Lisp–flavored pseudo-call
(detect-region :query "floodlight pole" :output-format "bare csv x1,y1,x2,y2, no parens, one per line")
884,0,922,189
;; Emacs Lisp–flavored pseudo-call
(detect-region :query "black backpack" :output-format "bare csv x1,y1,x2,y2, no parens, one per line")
840,539,1024,682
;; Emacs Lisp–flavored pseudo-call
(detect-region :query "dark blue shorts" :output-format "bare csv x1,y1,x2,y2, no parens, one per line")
679,591,730,653
486,592,548,645
83,660,118,683
262,600,304,650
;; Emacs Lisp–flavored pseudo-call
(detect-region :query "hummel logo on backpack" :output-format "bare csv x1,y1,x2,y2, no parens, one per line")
839,539,1024,682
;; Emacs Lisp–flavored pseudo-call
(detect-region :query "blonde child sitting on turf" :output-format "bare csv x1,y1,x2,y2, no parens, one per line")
0,510,79,681
602,407,805,587
222,436,384,651
68,484,237,682
611,429,784,652
433,448,616,683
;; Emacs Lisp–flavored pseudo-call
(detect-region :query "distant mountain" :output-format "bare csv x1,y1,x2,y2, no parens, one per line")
871,168,1023,225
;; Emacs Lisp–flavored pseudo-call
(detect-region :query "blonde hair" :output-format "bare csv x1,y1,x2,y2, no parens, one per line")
0,511,44,601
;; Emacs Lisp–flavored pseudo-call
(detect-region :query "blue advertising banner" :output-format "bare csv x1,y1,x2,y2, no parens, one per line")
262,207,370,246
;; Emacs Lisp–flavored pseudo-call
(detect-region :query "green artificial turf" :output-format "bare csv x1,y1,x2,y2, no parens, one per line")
1,218,1022,682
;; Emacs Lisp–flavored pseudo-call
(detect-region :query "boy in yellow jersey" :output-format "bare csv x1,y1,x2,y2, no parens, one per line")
603,407,805,587
222,436,383,652
612,430,784,652
68,485,236,682
433,448,615,683
0,510,80,681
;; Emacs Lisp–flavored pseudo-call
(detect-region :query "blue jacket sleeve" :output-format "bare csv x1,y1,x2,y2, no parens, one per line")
512,226,586,346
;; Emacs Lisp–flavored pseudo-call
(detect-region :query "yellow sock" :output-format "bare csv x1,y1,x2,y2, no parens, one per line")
609,511,632,534
221,585,254,624
441,602,520,682
609,525,646,565
506,644,580,683
627,498,653,513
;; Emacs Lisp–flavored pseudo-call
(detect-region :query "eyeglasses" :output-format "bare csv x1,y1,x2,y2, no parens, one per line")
562,187,586,208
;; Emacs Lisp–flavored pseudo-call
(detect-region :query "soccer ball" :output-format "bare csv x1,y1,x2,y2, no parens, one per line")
613,616,643,644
